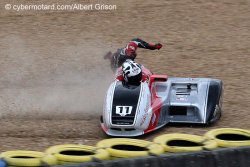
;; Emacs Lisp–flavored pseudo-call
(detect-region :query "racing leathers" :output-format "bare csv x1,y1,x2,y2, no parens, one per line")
104,38,162,71
116,65,153,83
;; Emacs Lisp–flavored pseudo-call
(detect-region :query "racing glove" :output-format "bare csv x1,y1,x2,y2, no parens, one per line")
154,43,162,50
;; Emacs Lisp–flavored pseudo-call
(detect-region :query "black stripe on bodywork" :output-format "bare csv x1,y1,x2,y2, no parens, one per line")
206,80,223,122
111,82,141,125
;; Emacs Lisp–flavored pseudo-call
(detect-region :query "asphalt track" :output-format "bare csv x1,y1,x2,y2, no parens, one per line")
0,0,250,151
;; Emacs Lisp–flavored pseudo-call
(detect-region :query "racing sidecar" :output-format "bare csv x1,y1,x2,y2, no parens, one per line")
100,69,223,137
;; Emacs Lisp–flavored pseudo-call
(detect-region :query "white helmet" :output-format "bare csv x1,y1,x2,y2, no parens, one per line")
122,60,142,85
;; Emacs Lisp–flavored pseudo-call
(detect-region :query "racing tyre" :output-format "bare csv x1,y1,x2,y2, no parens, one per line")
204,128,250,147
96,138,164,158
207,92,223,125
1,151,57,167
46,144,109,165
153,133,217,152
206,80,223,125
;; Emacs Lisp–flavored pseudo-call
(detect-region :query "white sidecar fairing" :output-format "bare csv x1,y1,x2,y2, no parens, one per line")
101,76,223,137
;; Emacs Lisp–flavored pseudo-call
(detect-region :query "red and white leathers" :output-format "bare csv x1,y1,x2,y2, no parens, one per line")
104,38,162,72
115,65,153,83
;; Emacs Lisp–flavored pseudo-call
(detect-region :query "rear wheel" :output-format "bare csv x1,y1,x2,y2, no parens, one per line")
208,93,223,125
206,79,223,125
208,105,222,125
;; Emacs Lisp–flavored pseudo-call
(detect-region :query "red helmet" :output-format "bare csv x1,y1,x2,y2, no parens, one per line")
125,42,138,57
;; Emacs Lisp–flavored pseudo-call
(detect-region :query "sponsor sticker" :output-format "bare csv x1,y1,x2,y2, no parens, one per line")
151,113,156,125
176,95,188,101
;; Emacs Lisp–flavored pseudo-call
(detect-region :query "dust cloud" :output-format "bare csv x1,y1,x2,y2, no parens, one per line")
0,35,114,119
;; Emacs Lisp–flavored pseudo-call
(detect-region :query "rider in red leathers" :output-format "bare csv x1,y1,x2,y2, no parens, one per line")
104,38,162,72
